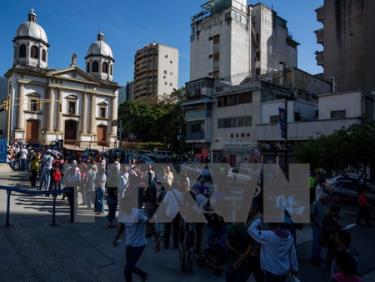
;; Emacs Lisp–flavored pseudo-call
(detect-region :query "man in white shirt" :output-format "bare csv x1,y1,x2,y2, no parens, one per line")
113,176,160,282
20,146,28,171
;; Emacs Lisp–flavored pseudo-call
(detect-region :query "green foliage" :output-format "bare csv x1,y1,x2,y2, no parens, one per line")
118,89,187,152
295,122,375,175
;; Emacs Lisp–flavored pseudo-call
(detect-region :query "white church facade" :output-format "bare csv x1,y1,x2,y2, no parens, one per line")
2,9,119,148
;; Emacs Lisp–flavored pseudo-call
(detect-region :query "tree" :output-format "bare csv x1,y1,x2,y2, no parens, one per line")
118,88,187,152
295,122,375,177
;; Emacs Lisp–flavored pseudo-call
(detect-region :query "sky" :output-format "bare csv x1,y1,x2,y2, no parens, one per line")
0,0,323,87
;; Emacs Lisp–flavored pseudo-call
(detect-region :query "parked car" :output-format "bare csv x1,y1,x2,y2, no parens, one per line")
153,149,172,162
326,177,375,204
134,150,153,159
136,154,155,165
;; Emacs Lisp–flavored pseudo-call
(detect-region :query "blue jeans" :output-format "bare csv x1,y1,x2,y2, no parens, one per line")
95,188,104,212
20,159,26,170
311,224,321,260
124,246,146,282
107,187,118,223
40,168,51,191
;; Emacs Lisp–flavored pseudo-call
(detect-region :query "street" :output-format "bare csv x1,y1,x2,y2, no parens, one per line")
1,164,375,282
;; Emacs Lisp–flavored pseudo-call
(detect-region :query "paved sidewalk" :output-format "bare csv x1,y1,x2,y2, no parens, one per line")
1,164,374,281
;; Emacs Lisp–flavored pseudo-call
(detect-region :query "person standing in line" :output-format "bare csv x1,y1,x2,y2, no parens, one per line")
107,161,121,228
248,216,299,282
52,164,62,192
30,155,40,188
310,195,328,265
63,160,81,223
85,163,97,209
39,150,54,191
321,205,342,272
165,166,174,190
95,163,107,215
20,145,28,171
113,187,160,282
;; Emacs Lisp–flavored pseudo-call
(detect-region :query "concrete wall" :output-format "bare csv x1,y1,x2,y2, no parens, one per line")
210,89,260,150
317,0,375,92
318,91,362,119
260,100,317,124
256,118,362,141
157,45,179,99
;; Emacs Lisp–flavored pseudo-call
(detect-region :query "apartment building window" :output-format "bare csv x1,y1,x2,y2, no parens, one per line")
213,53,220,62
213,70,220,79
330,110,346,119
217,92,252,107
191,123,203,133
213,35,220,44
218,116,252,129
238,93,252,104
238,116,252,127
270,115,279,125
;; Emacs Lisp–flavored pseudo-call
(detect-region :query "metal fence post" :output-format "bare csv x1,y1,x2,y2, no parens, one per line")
51,193,57,226
5,189,11,227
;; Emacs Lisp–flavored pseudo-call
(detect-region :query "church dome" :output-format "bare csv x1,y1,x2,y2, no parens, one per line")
86,32,114,60
15,9,48,44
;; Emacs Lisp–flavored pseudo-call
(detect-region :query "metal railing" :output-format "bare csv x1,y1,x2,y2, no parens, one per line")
0,186,63,227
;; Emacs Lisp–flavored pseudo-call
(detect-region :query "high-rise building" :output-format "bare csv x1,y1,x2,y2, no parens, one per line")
190,0,298,85
315,0,375,91
133,43,179,102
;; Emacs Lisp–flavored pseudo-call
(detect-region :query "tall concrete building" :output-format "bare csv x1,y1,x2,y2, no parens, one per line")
133,43,179,102
315,0,375,92
190,0,298,85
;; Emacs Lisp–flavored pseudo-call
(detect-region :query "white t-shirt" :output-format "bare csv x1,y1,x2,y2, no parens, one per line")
20,148,28,160
163,188,183,219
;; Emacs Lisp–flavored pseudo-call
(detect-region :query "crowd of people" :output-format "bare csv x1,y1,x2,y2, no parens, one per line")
4,142,370,282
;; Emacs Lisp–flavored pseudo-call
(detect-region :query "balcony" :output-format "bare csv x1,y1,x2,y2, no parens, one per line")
255,118,362,141
185,110,211,121
315,28,324,45
316,51,324,66
316,6,325,23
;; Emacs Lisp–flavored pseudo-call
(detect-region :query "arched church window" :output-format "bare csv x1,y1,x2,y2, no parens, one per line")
102,62,109,73
42,49,47,62
110,65,113,75
19,44,26,58
86,62,90,73
92,61,99,72
31,46,39,59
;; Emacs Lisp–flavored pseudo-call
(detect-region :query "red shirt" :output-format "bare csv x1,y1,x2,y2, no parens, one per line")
53,170,62,182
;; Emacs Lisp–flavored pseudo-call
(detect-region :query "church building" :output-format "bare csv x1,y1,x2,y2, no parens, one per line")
3,9,119,148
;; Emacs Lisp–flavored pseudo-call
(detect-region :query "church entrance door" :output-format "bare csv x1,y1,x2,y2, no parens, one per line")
64,120,78,145
26,120,39,144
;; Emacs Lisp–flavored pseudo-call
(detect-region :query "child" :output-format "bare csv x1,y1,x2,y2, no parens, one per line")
52,164,62,192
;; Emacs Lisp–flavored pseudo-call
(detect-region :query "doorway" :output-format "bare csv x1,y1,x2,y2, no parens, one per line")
64,120,78,145
26,120,39,144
